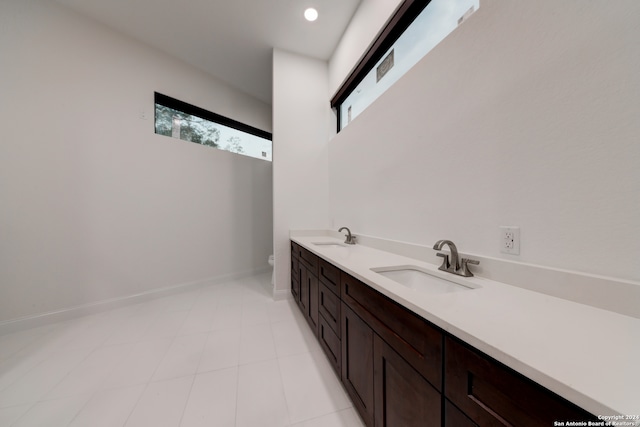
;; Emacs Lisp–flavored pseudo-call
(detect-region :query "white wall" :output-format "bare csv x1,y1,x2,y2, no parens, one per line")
0,0,273,323
328,0,640,282
272,49,331,296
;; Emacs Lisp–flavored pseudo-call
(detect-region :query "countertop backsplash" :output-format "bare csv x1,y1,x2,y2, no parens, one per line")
291,229,640,319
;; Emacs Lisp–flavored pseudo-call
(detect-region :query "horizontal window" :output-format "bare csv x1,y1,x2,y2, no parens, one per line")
332,0,479,131
154,92,272,161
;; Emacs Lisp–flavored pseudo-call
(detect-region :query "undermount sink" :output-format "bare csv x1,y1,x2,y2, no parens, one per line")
371,265,479,294
312,242,348,248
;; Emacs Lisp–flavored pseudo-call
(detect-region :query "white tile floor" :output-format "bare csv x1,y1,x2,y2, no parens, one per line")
0,273,365,427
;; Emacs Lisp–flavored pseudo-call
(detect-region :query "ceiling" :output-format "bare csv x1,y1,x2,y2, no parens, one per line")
54,0,362,104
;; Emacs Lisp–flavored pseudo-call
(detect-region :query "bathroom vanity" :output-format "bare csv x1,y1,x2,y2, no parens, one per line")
290,235,638,427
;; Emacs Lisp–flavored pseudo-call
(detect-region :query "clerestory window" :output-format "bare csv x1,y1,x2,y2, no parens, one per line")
331,0,479,131
154,92,272,161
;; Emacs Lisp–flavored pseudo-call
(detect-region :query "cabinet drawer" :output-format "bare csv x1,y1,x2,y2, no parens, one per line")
341,272,442,391
318,258,340,296
319,314,341,376
291,241,301,259
444,336,594,426
299,247,318,276
319,282,341,338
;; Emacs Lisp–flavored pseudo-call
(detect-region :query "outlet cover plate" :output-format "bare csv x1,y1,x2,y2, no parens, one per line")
500,226,520,255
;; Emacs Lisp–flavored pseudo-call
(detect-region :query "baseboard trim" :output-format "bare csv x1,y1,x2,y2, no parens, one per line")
0,267,271,336
273,287,291,301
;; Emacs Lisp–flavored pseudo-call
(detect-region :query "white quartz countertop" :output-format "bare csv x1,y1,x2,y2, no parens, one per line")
291,235,640,419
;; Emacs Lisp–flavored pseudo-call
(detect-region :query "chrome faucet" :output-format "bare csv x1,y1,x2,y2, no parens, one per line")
432,240,479,277
338,227,357,245
433,240,459,271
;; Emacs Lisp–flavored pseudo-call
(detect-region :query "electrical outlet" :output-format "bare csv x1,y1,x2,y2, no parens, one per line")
500,226,520,255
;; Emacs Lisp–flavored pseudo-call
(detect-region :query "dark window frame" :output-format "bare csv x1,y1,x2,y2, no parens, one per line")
154,92,272,141
330,0,432,131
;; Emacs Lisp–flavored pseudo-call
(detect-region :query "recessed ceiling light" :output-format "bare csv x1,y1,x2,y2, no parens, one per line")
304,8,318,22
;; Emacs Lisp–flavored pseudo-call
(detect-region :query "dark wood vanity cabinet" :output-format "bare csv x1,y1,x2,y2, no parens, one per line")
290,241,594,427
341,297,441,427
341,272,442,390
318,282,341,375
341,272,442,427
291,242,319,336
341,304,375,426
317,257,342,375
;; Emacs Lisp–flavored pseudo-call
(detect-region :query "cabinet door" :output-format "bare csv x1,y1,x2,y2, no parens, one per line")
318,314,341,375
308,271,319,335
374,335,441,427
298,266,319,335
299,267,309,313
341,272,442,390
342,304,374,427
291,256,300,301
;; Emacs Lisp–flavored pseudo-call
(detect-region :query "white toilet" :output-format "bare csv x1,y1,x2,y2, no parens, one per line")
268,254,274,285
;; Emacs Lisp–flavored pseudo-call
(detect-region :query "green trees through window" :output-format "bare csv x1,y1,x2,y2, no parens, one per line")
154,93,272,161
155,104,221,148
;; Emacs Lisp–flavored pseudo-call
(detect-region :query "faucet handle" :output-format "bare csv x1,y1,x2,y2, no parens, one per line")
460,258,480,277
436,253,450,272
